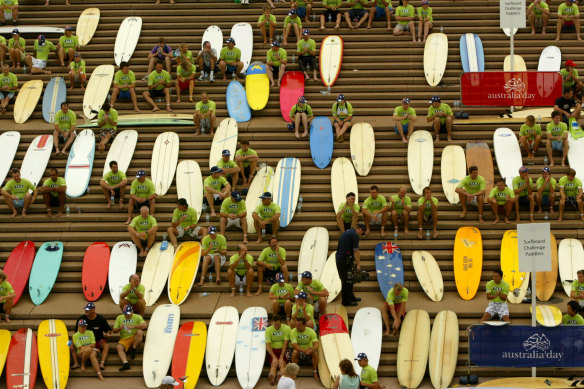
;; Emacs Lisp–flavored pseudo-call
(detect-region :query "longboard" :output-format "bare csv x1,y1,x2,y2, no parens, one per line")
297,227,329,280
168,242,201,305
108,241,137,304
466,142,494,202
20,134,52,187
28,242,63,305
537,46,562,98
245,166,274,234
83,64,114,119
453,226,483,300
77,8,100,46
114,16,142,66
272,157,301,228
176,160,203,222
81,242,110,301
536,233,558,301
429,310,459,389
172,321,207,389
350,122,375,176
310,117,334,169
424,33,448,87
6,328,38,389
141,243,175,306
375,242,404,299
412,250,443,302
320,35,343,88
501,230,530,304
235,307,268,389
64,129,95,198
441,145,466,204
206,306,239,386
530,305,562,327
331,157,358,212
209,118,238,169
320,252,341,303
231,23,253,73
351,307,382,374
493,128,522,189
246,62,269,110
0,131,19,184
103,129,138,176
320,313,353,383
14,80,43,124
460,33,484,72
558,238,584,296
37,319,69,389
280,71,305,122
408,130,434,195
151,131,179,196
42,77,66,123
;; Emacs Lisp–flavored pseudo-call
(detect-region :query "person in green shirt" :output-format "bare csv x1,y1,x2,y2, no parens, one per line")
128,205,158,257
267,40,287,87
391,186,412,234
0,64,17,114
291,291,315,328
24,34,54,75
417,0,433,42
480,269,511,323
265,314,292,384
356,353,381,388
297,29,318,81
563,301,584,324
337,191,360,232
97,103,118,153
296,270,329,314
113,305,147,372
253,191,281,243
382,283,408,336
111,61,140,111
126,169,157,223
257,237,289,294
292,0,313,22
527,0,550,35
204,166,231,217
227,244,254,297
427,95,454,141
417,186,439,239
220,190,247,242
118,273,145,315
289,95,313,138
193,91,217,135
175,42,193,67
1,168,36,217
1,0,19,26
519,115,543,159
362,185,389,237
320,0,342,30
344,0,370,29
234,140,259,186
393,0,416,41
560,60,583,98
100,160,127,209
67,52,86,89
198,226,228,286
57,26,78,66
332,93,353,142
456,165,486,223
0,270,15,322
52,101,76,154
269,274,294,319
72,319,104,381
558,167,584,222
8,29,24,69
258,5,278,44
555,0,581,42
512,167,535,222
367,0,392,30
41,168,67,217
288,317,319,379
535,166,557,215
143,60,172,112
571,271,584,311
0,36,8,72
393,97,417,143
217,149,241,189
167,197,205,248
488,178,515,224
218,37,243,80
546,111,569,167
283,9,302,46
175,58,196,103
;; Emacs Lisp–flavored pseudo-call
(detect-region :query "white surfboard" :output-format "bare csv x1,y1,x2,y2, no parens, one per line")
77,8,100,47
567,133,584,180
440,145,466,204
65,129,95,198
246,166,274,234
412,250,444,302
559,238,584,297
0,26,63,34
424,33,448,87
230,23,253,73
83,64,114,119
397,309,431,389
108,241,137,304
320,252,341,303
272,157,301,228
20,134,52,188
0,131,19,184
114,16,142,66
408,130,434,195
350,122,375,176
503,28,518,37
176,160,203,222
143,304,180,388
297,227,329,280
202,25,223,59
331,157,358,212
235,306,267,389
151,132,179,196
538,46,561,71
351,307,382,374
429,310,459,389
206,306,239,386
141,243,175,306
320,35,343,88
493,128,522,189
464,33,479,72
103,129,138,175
209,118,238,168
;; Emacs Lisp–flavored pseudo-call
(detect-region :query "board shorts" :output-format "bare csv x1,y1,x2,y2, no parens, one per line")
95,339,107,349
207,253,226,267
203,193,224,205
225,217,242,229
422,212,434,222
494,204,507,214
148,88,165,99
384,302,405,319
3,11,14,20
267,348,288,365
133,198,150,212
348,9,366,22
565,196,579,208
562,20,575,31
226,64,238,74
324,9,339,20
517,195,530,208
438,122,449,133
70,72,85,81
540,193,551,206
262,267,279,285
523,139,537,150
177,225,201,239
31,57,47,70
465,195,479,207
395,22,411,31
12,199,24,208
298,55,316,73
259,222,274,235
0,91,14,99
375,6,388,18
0,302,5,313
394,123,409,134
234,273,247,286
57,130,76,143
47,195,62,207
118,90,131,100
285,347,312,363
99,128,116,140
367,213,384,225
118,336,135,352
178,79,192,91
296,6,307,18
485,302,509,318
269,65,282,78
551,140,563,151
243,165,252,177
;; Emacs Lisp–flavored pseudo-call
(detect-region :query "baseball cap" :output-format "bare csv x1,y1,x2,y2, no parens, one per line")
84,302,96,311
300,270,313,279
11,29,18,35
231,191,242,202
421,0,429,4
542,166,551,173
260,191,272,199
337,93,345,102
297,96,307,104
210,166,223,174
209,226,217,234
226,37,235,44
74,52,80,58
355,223,366,230
302,29,310,36
519,166,529,174
161,376,179,386
289,9,298,15
222,149,231,156
430,96,441,103
123,304,133,314
355,352,368,361
78,319,88,327
65,26,73,31
275,273,285,283
402,97,411,104
136,169,146,178
295,291,308,299
566,60,577,67
271,40,280,47
177,198,188,206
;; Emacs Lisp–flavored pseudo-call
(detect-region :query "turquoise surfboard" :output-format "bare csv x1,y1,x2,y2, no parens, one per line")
42,77,67,123
226,80,251,122
29,242,63,305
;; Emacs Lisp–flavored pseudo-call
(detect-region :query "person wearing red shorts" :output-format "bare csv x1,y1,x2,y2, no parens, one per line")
175,58,196,103
71,302,112,371
265,314,291,384
381,283,408,336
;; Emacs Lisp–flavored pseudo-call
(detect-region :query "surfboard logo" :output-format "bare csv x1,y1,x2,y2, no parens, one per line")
118,242,132,248
164,313,176,334
252,317,268,331
216,321,233,325
447,178,460,184
44,333,62,337
461,239,475,247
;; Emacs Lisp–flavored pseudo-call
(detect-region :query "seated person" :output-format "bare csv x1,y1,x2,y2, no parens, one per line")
143,60,172,112
297,29,318,81
344,0,370,30
216,150,241,190
127,206,158,257
519,115,542,159
196,40,217,82
527,0,549,35
256,237,289,294
25,34,55,75
290,291,315,328
488,178,514,224
362,185,389,238
332,94,353,142
295,270,329,315
126,170,156,223
367,0,393,30
393,0,416,42
269,273,294,320
193,92,217,135
512,166,535,222
219,191,247,243
71,319,104,381
455,165,486,223
0,270,15,322
563,300,584,325
1,167,36,218
381,283,408,336
546,110,569,167
118,274,146,315
393,97,416,144
113,305,147,372
417,186,438,239
391,186,411,234
320,0,342,30
52,101,76,154
8,29,24,69
252,192,281,243
426,95,454,141
218,37,243,80
111,61,140,111
57,26,78,67
289,95,312,138
265,314,291,385
554,87,581,125
146,37,172,76
555,0,582,42
100,161,127,209
175,58,196,103
227,244,254,297
1,0,18,26
168,198,205,248
96,103,118,153
570,269,584,313
41,168,66,218
0,63,17,114
267,40,287,87
283,9,302,45
336,192,360,232
198,226,228,286
558,168,583,222
68,52,86,89
535,166,557,215
416,0,432,42
480,270,510,323
287,318,319,380
234,140,258,187
292,0,313,22
258,5,277,44
561,60,583,101
204,166,231,217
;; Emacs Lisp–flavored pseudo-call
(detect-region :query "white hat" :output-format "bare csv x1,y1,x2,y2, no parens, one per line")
161,376,179,386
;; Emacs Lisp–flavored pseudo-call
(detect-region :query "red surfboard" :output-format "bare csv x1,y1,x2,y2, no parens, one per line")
2,241,35,306
319,313,348,336
82,242,110,301
6,328,38,389
280,71,305,122
172,321,207,389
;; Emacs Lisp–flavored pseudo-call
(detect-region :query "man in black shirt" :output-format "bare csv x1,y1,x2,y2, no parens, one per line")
71,302,112,370
554,87,582,125
336,223,364,306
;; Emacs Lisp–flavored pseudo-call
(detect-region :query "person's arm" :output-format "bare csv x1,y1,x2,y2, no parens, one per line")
268,212,280,223
332,376,341,389
354,248,361,270
133,320,148,330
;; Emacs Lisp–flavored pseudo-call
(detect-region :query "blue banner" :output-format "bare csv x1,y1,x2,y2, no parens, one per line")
469,325,584,367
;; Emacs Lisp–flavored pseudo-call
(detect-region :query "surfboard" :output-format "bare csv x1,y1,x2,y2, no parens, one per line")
504,54,527,109
209,118,238,168
459,33,485,73
501,230,529,304
42,77,66,123
320,252,341,303
309,116,334,169
28,242,63,305
172,321,207,389
298,227,329,280
319,305,348,388
3,240,35,306
484,321,510,326
424,33,448,87
412,250,443,302
64,129,95,198
246,62,269,110
6,328,38,389
246,166,274,234
502,107,554,120
0,131,19,184
20,134,52,187
14,80,43,124
351,307,382,374
37,319,69,389
83,64,114,119
280,71,305,122
320,35,343,87
537,46,561,98
0,329,9,377
429,310,459,389
331,157,358,212
168,241,201,305
375,242,404,299
103,129,138,175
441,145,466,204
143,304,180,388
141,243,175,306
176,160,203,222
568,131,584,180
0,26,63,34
206,306,239,386
397,309,430,389
226,80,251,123
80,114,194,128
453,226,483,300
77,8,100,46
530,305,562,327
502,27,518,37
408,130,434,195
350,122,375,176
202,25,223,59
235,306,267,389
231,23,253,73
559,238,584,296
114,16,142,66
81,242,110,302
272,157,301,228
320,313,354,382
493,128,522,189
108,241,137,304
151,131,179,196
479,377,574,388
466,142,494,202
536,233,557,301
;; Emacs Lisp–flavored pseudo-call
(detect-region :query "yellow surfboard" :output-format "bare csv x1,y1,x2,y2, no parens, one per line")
76,8,100,46
536,233,558,302
530,305,562,327
245,61,270,110
14,79,43,124
453,226,483,300
173,321,207,389
38,319,69,389
501,230,530,304
0,329,11,376
167,241,201,305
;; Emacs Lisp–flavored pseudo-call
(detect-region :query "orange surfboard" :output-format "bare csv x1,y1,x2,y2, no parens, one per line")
453,226,483,300
466,142,494,203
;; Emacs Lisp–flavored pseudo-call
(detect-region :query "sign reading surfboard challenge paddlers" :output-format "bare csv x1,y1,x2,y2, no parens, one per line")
499,0,526,28
517,223,551,272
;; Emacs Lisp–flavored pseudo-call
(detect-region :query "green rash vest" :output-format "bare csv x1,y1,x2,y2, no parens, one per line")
202,234,227,254
129,215,157,233
396,4,416,24
427,103,454,125
265,324,291,349
332,102,353,120
458,175,486,194
394,106,416,125
559,176,582,197
114,70,136,91
488,186,515,205
114,314,145,339
3,178,35,199
172,207,198,228
338,203,360,223
270,283,295,303
130,178,155,198
229,253,253,276
536,176,556,195
486,280,510,303
148,70,171,90
363,195,387,213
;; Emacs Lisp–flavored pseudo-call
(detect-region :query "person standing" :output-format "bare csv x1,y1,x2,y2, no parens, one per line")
198,226,228,286
0,63,17,114
100,161,127,209
72,302,111,371
0,270,15,322
455,166,486,222
257,237,288,293
126,170,157,223
52,101,76,154
336,223,364,307
119,274,146,315
113,305,147,371
381,283,408,336
71,319,104,380
41,168,67,218
227,244,254,297
297,29,318,81
143,60,172,112
2,167,36,217
393,97,416,144
111,61,140,111
266,314,291,384
480,270,510,323
234,140,259,187
332,93,353,142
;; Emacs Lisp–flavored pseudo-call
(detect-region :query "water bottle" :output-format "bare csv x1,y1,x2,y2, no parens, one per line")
200,120,205,134
206,213,210,223
393,229,398,241
202,203,208,213
439,26,443,33
209,273,213,282
161,232,168,250
543,155,548,166
312,13,316,21
66,205,70,216
110,194,115,203
239,285,244,295
201,292,209,297
77,206,81,214
297,195,303,213
292,54,296,63
426,230,430,240
22,65,26,74
289,273,293,282
538,115,542,125
544,211,549,220
307,64,310,72
262,228,266,236
328,14,332,22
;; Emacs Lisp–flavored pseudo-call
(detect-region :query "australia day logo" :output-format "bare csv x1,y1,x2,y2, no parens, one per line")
487,77,535,101
500,333,563,360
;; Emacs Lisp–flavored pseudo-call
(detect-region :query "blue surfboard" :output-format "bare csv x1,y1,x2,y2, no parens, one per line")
42,77,67,123
226,80,251,122
459,33,485,73
273,157,301,228
28,241,63,305
374,242,404,299
309,117,334,169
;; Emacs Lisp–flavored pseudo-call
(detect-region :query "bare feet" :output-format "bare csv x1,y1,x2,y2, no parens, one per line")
247,291,252,297
380,228,385,238
432,230,438,239
119,200,124,209
197,277,204,287
71,364,80,370
255,287,263,296
4,315,10,323
418,230,423,239
21,210,27,218
56,211,63,217
106,202,112,209
10,211,17,217
460,210,466,219
47,211,53,218
125,218,131,225
229,289,235,297
493,218,499,224
243,235,248,244
479,215,484,223
152,107,160,112
138,250,146,257
256,236,263,244
98,372,105,381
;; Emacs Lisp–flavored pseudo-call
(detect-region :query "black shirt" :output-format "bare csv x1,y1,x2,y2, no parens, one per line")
555,96,577,113
75,313,112,342
336,228,360,262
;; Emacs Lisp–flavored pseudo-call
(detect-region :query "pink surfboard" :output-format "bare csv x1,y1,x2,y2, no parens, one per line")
280,71,305,122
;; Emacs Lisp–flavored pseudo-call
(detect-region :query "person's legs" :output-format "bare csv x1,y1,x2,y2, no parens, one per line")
198,256,212,286
432,117,441,141
58,46,66,66
446,116,453,141
164,88,172,111
99,341,109,368
143,90,157,110
62,132,76,153
98,133,111,153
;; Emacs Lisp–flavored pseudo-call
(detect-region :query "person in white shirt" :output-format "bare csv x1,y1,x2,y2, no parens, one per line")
277,362,299,389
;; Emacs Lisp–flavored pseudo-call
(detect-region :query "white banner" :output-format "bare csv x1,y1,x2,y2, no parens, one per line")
517,223,551,272
500,0,526,28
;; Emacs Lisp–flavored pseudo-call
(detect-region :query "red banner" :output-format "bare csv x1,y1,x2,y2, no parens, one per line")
461,72,563,107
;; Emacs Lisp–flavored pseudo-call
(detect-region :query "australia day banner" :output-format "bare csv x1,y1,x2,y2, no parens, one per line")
469,325,584,367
